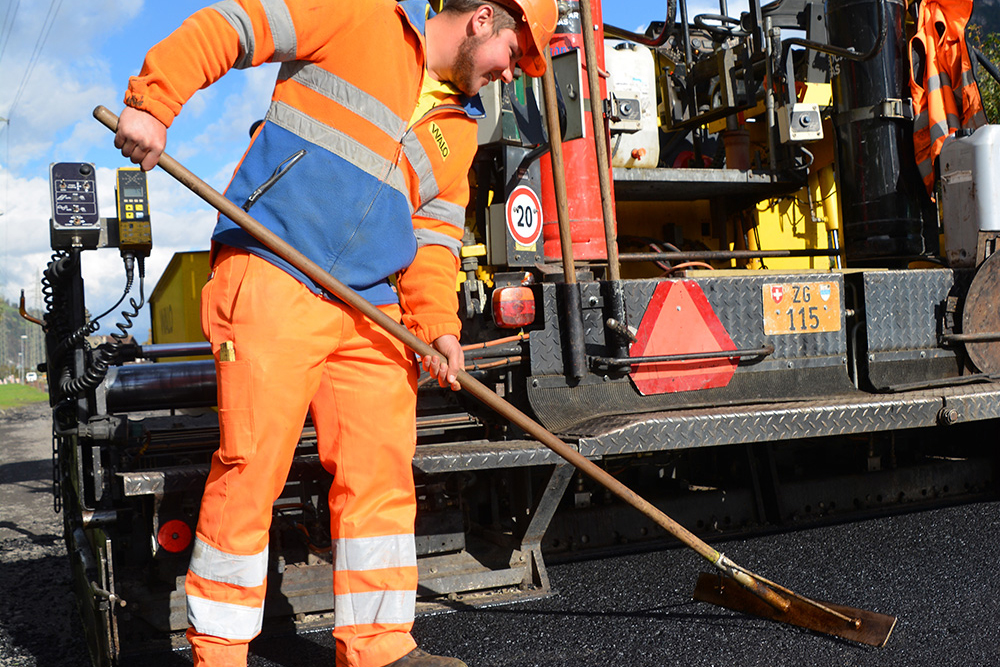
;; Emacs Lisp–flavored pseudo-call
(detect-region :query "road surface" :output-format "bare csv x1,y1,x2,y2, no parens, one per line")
2,401,997,666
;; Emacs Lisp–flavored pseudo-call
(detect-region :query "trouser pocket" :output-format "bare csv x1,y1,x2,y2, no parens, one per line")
202,248,255,465
217,357,255,465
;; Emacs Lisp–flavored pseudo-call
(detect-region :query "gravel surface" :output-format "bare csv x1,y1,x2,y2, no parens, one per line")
0,401,88,666
2,402,998,666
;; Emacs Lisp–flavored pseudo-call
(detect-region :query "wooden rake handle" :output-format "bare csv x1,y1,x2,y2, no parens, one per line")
93,104,791,613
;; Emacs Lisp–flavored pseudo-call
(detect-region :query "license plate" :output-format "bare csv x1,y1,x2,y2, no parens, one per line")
762,281,842,335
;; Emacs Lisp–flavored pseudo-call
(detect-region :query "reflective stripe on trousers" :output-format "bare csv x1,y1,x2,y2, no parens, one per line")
186,538,269,640
188,248,420,667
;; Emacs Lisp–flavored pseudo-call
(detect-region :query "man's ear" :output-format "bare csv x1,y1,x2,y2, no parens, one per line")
469,4,495,37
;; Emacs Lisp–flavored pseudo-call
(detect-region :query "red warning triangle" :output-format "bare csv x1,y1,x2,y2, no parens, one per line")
629,280,737,395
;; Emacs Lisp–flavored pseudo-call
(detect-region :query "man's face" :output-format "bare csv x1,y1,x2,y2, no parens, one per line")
451,25,525,96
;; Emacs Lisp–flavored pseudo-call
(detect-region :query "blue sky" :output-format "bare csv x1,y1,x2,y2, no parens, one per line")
0,0,721,340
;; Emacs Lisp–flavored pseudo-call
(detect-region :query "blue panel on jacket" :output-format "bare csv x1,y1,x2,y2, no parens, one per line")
212,120,417,306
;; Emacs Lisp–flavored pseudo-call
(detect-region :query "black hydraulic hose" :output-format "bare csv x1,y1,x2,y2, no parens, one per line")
507,143,550,198
780,0,888,73
694,13,748,39
592,344,775,368
560,282,588,381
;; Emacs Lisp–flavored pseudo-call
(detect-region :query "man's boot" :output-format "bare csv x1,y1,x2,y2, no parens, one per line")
383,648,468,666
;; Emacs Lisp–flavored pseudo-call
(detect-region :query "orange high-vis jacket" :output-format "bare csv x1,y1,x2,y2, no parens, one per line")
909,0,986,195
125,0,481,345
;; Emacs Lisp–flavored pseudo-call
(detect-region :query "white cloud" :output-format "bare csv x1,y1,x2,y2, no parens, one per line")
0,0,222,339
0,158,218,340
53,120,112,164
181,85,215,121
0,170,51,259
0,166,59,323
0,0,132,177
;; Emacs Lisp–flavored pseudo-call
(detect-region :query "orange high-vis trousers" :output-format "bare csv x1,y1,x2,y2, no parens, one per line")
186,247,420,667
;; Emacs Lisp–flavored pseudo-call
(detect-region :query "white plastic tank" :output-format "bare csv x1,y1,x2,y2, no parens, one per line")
939,124,1000,267
604,40,659,169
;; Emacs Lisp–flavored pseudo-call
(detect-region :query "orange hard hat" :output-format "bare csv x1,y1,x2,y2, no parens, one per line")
503,0,558,77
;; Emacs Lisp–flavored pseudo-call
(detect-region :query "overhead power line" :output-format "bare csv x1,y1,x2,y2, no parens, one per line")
0,0,20,71
8,0,64,120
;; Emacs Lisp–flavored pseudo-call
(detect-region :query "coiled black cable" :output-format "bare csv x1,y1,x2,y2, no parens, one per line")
60,254,146,397
51,267,134,361
42,250,76,341
42,250,81,405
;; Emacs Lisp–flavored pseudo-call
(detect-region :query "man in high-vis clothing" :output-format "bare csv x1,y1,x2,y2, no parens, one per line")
113,1,557,666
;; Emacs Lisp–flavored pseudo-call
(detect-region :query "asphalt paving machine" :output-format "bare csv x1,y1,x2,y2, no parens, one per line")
34,0,1000,663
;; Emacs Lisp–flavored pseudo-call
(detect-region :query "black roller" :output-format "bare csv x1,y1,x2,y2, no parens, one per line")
104,360,217,412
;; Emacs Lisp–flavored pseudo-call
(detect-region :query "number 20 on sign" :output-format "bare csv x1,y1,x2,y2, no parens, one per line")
506,185,542,247
762,282,842,335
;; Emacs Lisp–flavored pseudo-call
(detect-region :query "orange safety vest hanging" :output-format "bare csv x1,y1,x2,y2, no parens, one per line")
909,0,987,195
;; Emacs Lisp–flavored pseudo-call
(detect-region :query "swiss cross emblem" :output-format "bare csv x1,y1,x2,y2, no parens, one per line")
770,285,785,303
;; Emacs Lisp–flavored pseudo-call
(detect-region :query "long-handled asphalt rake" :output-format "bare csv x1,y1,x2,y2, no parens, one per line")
95,105,896,647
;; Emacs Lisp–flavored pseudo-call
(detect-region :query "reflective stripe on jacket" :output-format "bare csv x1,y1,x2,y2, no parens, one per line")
909,0,986,194
125,0,481,342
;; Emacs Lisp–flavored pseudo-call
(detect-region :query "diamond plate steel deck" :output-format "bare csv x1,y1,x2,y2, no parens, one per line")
530,282,607,376
860,269,967,387
412,440,575,473
118,439,571,482
527,274,854,431
863,270,954,351
571,383,1000,456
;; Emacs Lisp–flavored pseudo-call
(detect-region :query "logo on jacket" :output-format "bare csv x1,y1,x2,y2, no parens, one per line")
429,122,450,159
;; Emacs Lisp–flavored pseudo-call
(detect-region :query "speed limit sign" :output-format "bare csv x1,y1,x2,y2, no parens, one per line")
505,185,542,247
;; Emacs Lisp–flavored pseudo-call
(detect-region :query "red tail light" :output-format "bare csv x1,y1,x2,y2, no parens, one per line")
492,286,536,328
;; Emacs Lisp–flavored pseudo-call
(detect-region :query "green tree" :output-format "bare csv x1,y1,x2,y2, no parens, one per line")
0,297,45,383
968,25,1000,122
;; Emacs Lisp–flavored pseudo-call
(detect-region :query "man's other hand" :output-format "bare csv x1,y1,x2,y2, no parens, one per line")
115,107,167,172
424,334,464,391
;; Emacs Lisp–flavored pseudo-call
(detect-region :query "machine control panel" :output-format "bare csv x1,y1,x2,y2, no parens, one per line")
116,167,149,221
115,167,152,255
778,103,824,144
50,162,101,250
